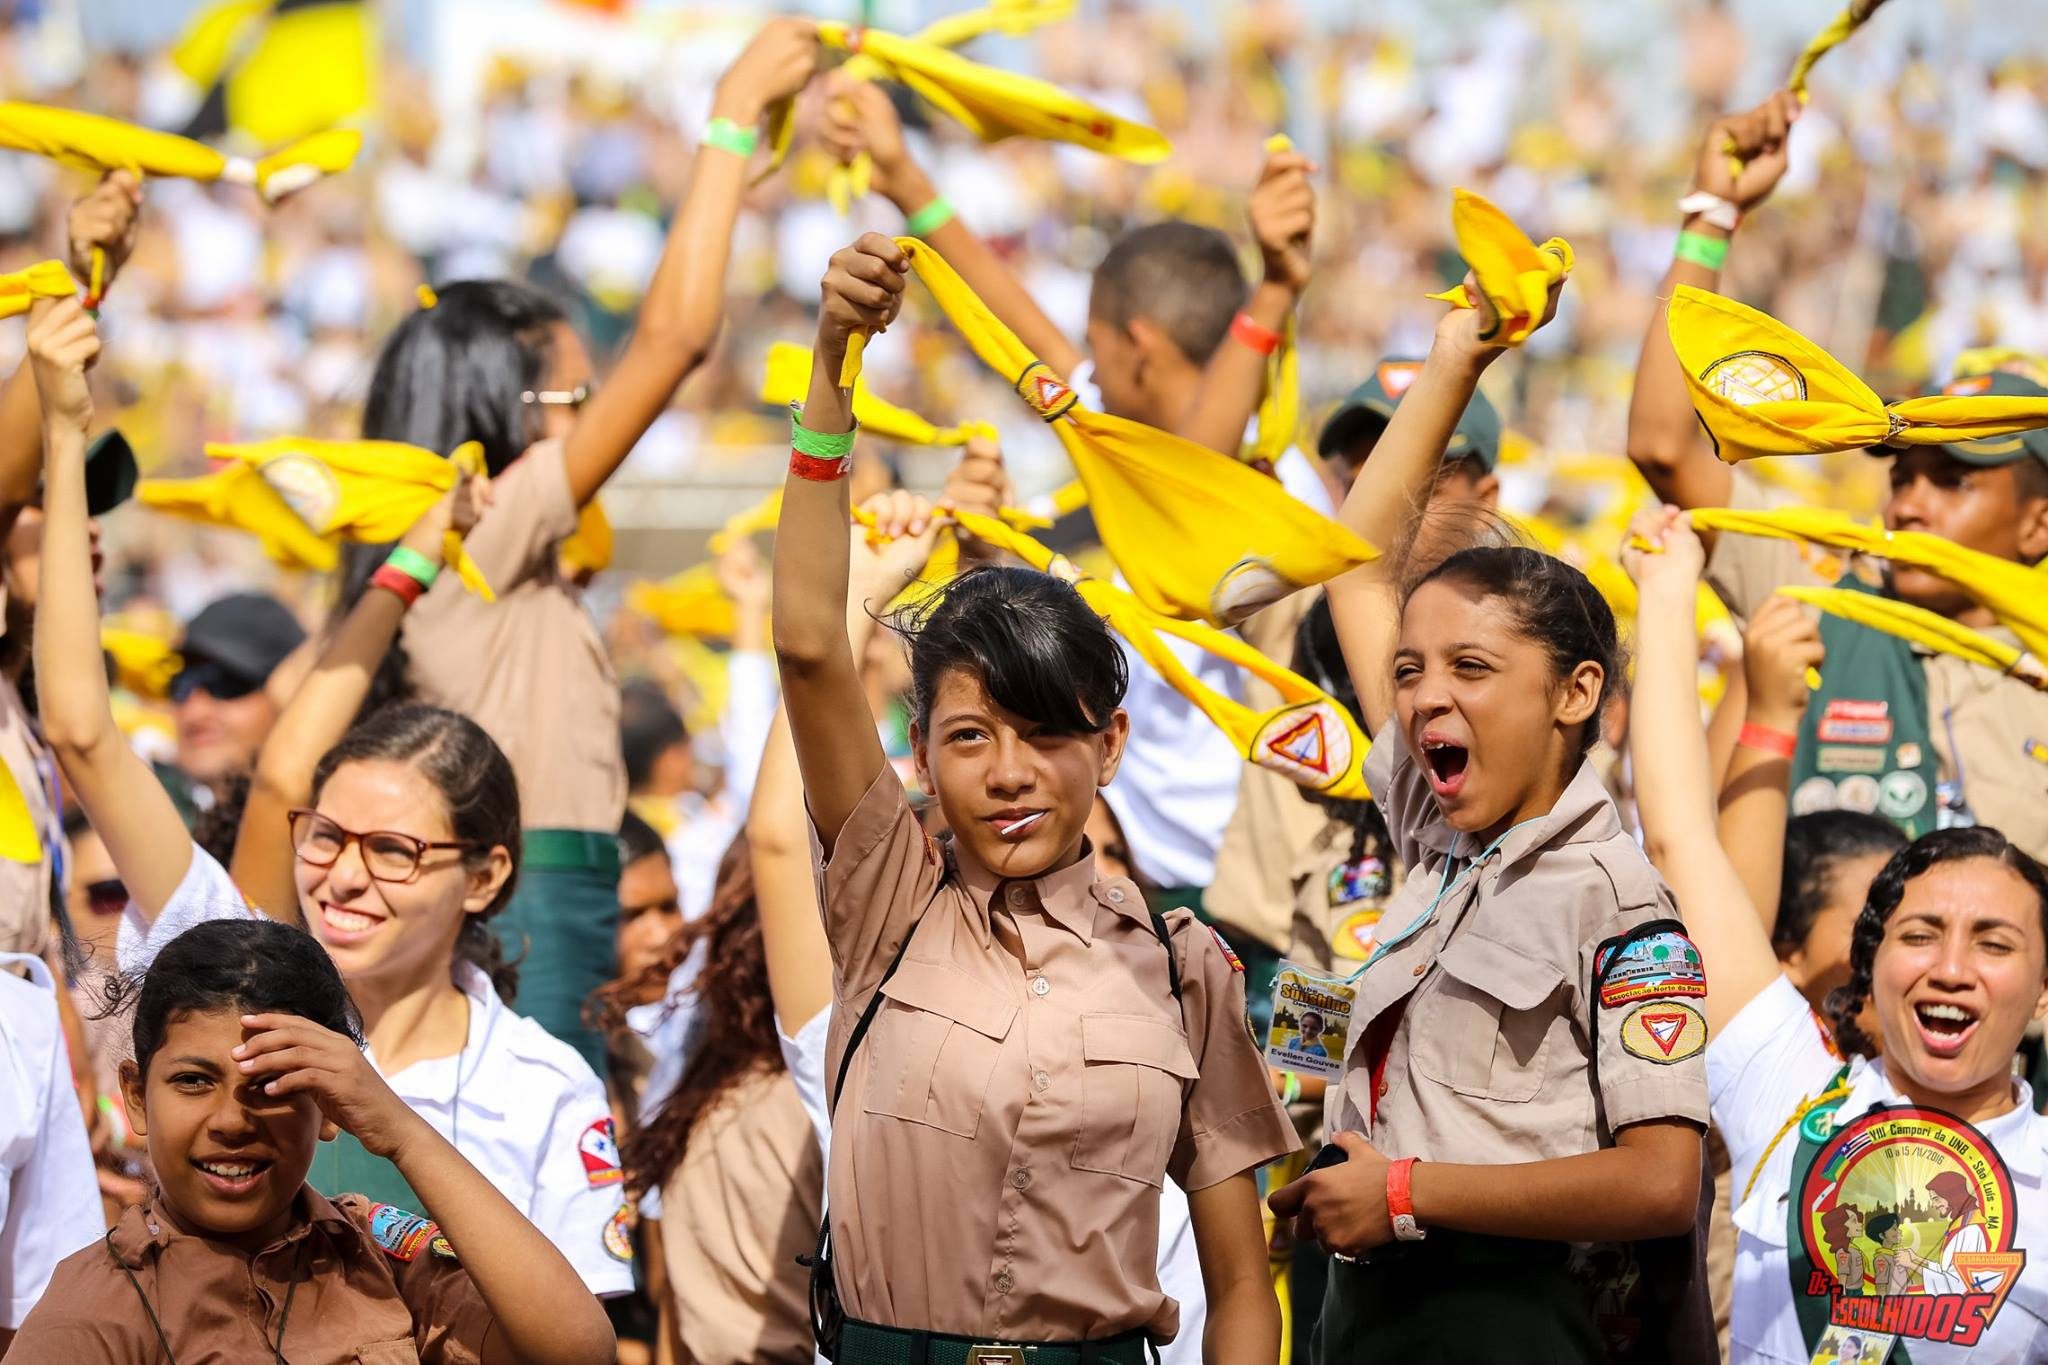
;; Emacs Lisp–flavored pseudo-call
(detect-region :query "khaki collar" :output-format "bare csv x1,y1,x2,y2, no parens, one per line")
954,838,1147,947
109,1187,356,1269
1409,756,1620,875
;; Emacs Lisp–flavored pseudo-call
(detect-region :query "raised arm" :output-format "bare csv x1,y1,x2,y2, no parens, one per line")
231,476,488,920
1626,92,1798,511
1717,594,1823,934
1324,276,1544,734
560,20,820,507
825,76,1084,379
27,297,195,919
1620,505,1784,1035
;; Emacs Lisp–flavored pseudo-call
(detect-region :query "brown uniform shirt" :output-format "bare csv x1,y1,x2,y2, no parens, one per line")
1705,466,2048,859
404,442,624,832
9,1190,494,1363
1330,731,1710,1159
818,770,1298,1343
659,1066,822,1365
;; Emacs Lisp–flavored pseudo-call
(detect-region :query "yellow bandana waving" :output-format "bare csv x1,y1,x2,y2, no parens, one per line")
0,102,359,203
0,261,78,318
1426,189,1573,347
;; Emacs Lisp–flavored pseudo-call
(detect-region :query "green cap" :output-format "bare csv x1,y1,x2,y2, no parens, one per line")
1317,358,1502,471
1872,370,2048,468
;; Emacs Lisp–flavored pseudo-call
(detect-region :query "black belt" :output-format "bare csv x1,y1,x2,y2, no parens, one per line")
835,1319,1157,1365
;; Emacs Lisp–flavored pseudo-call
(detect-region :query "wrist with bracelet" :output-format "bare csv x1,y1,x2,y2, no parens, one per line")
1230,311,1283,356
905,195,955,237
1387,1156,1425,1242
701,116,759,160
371,545,441,607
1737,720,1799,760
789,405,857,482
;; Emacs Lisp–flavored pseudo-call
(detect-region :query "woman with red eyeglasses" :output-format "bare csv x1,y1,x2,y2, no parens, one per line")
26,300,634,1300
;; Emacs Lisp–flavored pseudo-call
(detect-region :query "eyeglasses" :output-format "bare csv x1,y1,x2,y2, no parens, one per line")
288,809,475,884
169,659,262,703
82,878,127,916
520,383,592,410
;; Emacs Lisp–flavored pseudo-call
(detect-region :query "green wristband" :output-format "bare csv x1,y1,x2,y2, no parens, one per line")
790,411,858,459
905,195,956,237
701,117,759,160
384,545,441,589
1674,230,1730,272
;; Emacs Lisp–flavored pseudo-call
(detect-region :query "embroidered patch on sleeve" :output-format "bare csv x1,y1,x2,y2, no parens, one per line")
367,1203,438,1262
1596,930,1707,1008
1619,1003,1708,1065
1208,925,1245,973
603,1205,634,1263
579,1116,623,1187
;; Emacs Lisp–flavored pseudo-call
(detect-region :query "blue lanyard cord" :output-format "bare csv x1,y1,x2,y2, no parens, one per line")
1352,818,1542,979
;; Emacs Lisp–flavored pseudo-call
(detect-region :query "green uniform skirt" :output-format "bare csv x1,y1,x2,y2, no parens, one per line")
491,828,620,1075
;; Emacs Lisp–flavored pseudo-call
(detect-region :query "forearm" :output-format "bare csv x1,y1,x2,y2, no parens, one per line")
1412,1142,1698,1242
33,422,118,766
1626,224,1733,510
1202,1270,1280,1365
391,1117,615,1363
1337,340,1483,551
891,169,1084,380
1177,280,1293,459
1629,581,1721,859
1719,704,1797,934
1188,1174,1278,1365
750,710,834,1030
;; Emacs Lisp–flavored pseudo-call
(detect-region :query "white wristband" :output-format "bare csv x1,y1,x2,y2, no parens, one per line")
1677,191,1742,232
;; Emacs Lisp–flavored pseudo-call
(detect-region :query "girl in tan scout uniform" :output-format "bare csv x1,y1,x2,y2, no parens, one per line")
771,233,1298,1365
1270,272,1713,1362
9,916,614,1363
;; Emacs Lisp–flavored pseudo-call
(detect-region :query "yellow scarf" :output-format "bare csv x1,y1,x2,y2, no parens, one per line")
559,500,614,577
0,102,359,203
1788,0,1892,101
950,507,1373,800
628,562,737,641
138,438,493,598
1425,188,1573,346
1779,584,2048,689
871,237,1377,627
761,340,993,446
0,260,77,317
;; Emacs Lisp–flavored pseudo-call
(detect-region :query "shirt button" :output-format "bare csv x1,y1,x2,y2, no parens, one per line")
1031,976,1051,997
1377,1079,1390,1099
1106,886,1125,903
1411,962,1427,977
1033,1070,1051,1091
994,1270,1014,1295
1008,885,1030,906
1012,1168,1032,1190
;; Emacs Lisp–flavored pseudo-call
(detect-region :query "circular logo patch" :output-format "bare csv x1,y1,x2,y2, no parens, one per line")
1328,856,1389,909
1329,907,1382,962
603,1205,634,1262
1836,774,1881,815
1700,350,1808,406
1795,1105,2025,1344
257,452,342,532
1210,556,1297,627
1618,1002,1706,1065
1879,770,1929,821
1253,701,1352,792
1794,776,1841,816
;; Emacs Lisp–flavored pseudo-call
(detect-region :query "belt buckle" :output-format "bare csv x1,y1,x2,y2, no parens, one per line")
965,1348,1027,1364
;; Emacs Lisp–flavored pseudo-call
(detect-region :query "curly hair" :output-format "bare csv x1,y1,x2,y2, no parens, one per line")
599,834,785,1202
1823,826,2048,1059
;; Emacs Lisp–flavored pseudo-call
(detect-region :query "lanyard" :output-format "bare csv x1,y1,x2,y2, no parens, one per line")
1351,818,1535,979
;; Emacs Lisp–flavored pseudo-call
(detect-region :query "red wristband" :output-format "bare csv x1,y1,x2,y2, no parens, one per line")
1230,311,1282,356
789,447,852,482
1738,722,1798,760
370,563,427,607
1386,1156,1423,1240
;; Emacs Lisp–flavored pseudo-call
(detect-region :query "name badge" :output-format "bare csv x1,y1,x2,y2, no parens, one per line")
1264,961,1355,1081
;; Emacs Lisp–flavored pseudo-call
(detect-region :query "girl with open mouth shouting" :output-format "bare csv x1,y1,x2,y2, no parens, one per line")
1626,503,2048,1364
769,233,1298,1365
1268,270,1714,1363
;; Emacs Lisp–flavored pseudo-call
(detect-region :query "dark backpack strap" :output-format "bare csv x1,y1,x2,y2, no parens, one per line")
1147,908,1188,1029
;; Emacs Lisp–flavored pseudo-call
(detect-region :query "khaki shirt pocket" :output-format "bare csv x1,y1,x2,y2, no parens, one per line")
1411,933,1566,1103
1072,1013,1199,1186
355,1341,422,1364
862,960,1017,1138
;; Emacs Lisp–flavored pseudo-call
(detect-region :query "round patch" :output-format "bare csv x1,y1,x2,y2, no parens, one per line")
429,1233,456,1260
1799,1101,1841,1146
1700,349,1808,407
1795,1105,2025,1343
1618,1002,1706,1065
1253,701,1353,792
603,1205,634,1263
1210,556,1297,627
1895,742,1923,770
1879,769,1929,821
1014,362,1078,422
1328,856,1389,909
1835,774,1881,815
1794,776,1840,816
1329,907,1381,962
256,451,342,532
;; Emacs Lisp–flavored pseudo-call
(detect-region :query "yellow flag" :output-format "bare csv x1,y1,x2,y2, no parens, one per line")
559,500,614,577
1788,0,1892,100
0,260,78,318
761,341,991,447
101,624,181,699
1425,188,1573,347
951,508,1373,799
1779,584,2048,689
868,238,1376,627
1669,286,2048,463
137,463,338,570
0,101,361,203
628,562,736,640
1691,505,2048,661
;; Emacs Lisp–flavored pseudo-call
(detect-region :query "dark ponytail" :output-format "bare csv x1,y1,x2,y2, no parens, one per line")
312,704,524,1000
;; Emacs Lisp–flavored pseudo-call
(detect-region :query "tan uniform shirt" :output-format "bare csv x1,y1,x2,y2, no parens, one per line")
9,1190,495,1363
659,1066,823,1365
1285,818,1401,974
1330,731,1710,1159
404,442,624,832
818,770,1298,1343
0,677,54,958
1705,467,2048,858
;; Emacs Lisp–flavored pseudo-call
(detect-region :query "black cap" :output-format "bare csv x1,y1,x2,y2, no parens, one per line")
36,428,137,516
1317,358,1502,470
178,592,305,688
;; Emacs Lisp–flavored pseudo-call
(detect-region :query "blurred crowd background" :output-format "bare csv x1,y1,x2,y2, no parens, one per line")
0,0,2044,681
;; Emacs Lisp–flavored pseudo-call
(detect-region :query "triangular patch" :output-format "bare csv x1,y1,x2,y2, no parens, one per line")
1642,1011,1687,1056
1265,711,1330,775
1377,361,1421,397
